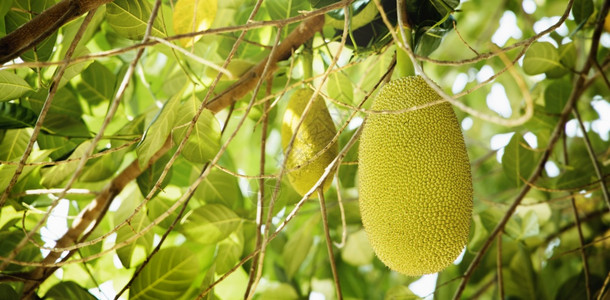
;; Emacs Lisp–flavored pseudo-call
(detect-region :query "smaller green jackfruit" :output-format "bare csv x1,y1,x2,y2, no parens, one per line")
282,88,338,196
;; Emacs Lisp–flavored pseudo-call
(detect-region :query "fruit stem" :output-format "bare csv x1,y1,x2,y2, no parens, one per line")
396,27,415,78
302,39,314,80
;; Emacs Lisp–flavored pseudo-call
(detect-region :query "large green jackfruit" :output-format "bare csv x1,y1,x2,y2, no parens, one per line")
358,76,473,276
282,88,338,196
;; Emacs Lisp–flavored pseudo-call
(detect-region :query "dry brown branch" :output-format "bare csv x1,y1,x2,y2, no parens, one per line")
0,0,115,64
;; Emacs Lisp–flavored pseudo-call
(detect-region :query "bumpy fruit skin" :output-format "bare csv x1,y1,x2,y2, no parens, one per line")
358,76,473,276
282,88,338,196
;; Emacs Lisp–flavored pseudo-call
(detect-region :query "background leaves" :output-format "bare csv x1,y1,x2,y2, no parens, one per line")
0,0,608,299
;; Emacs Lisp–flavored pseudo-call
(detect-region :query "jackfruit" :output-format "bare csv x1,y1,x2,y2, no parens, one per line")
358,76,473,276
282,88,338,196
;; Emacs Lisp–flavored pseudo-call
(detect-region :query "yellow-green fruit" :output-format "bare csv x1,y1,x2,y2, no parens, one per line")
358,76,473,276
282,88,338,196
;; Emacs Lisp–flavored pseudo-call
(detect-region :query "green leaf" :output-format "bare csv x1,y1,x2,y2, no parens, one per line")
5,0,57,62
0,102,37,129
213,264,249,300
36,133,85,161
572,0,593,25
137,92,181,167
504,245,537,299
0,70,32,101
214,229,244,274
41,114,91,137
282,219,315,279
467,215,488,252
147,196,181,229
0,129,29,161
181,204,242,244
544,79,571,114
554,169,593,190
544,63,568,78
413,18,453,57
0,284,19,300
129,247,199,300
257,282,299,300
266,0,310,21
114,191,154,268
519,210,540,240
172,0,217,47
106,0,167,40
502,133,537,187
523,42,562,75
79,148,124,182
172,98,221,164
76,61,116,106
27,88,83,119
0,149,49,192
341,229,374,266
327,72,354,104
324,0,379,30
558,42,577,70
136,152,173,198
384,285,419,300
40,141,92,187
556,273,604,300
57,48,93,88
479,208,521,240
194,168,242,209
45,281,96,300
0,230,42,273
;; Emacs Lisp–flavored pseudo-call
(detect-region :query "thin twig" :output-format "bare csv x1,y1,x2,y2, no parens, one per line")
244,76,272,299
572,107,610,210
318,188,342,300
598,271,610,300
571,197,591,300
497,235,504,300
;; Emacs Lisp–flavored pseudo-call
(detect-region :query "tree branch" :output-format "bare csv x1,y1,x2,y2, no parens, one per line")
204,14,325,113
0,0,115,64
